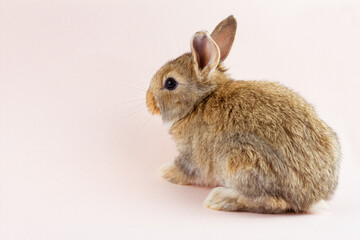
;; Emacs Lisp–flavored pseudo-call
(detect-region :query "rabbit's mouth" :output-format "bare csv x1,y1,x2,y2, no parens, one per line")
146,90,160,115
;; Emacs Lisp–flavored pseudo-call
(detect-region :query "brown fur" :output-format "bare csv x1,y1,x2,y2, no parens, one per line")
146,91,160,115
148,16,340,213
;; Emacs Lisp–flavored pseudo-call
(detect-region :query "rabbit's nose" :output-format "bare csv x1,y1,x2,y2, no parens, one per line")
146,90,160,115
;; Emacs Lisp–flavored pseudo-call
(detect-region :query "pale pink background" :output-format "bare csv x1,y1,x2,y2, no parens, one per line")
1,0,360,239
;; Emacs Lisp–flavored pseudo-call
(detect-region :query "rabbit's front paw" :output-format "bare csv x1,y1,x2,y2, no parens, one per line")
204,187,241,211
158,163,191,185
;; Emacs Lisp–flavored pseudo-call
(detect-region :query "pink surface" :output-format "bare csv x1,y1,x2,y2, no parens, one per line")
1,0,359,239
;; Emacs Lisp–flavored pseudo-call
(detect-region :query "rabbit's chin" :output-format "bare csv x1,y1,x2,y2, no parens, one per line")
163,120,175,131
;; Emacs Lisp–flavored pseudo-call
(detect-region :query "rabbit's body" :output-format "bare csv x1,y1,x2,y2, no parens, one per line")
169,71,339,212
146,16,340,213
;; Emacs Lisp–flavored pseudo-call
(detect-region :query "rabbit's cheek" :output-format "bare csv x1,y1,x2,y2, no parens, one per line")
146,90,160,115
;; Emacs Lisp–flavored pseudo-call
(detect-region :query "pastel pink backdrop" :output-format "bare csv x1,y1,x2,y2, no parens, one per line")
0,0,359,239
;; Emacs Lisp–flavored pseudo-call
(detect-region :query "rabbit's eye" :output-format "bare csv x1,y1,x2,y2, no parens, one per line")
164,78,178,90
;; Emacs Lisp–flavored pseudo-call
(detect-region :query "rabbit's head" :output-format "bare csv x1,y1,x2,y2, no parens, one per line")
146,16,237,124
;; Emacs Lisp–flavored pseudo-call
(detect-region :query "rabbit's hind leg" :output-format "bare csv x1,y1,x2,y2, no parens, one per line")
204,187,292,213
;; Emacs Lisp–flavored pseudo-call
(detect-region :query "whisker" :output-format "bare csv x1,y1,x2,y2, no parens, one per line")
119,81,148,90
119,108,146,119
120,84,147,92
117,88,146,95
139,114,151,131
119,107,146,120
119,107,143,118
118,107,144,116
119,99,145,105
125,75,149,86
119,103,146,115
133,81,148,90
118,95,145,101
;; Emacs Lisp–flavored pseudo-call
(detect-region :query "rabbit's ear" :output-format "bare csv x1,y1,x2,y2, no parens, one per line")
211,15,237,62
191,31,220,78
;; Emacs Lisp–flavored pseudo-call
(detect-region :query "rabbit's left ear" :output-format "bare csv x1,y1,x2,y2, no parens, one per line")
191,31,220,78
211,15,237,62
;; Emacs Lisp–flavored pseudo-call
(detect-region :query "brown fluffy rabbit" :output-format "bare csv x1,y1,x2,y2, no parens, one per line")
146,15,340,213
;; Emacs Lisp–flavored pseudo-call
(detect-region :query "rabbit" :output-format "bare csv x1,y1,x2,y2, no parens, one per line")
146,15,340,213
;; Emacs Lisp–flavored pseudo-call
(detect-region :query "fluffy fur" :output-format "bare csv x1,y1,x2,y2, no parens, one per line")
146,15,340,213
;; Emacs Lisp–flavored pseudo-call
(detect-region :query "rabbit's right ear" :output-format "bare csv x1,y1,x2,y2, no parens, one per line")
211,15,237,62
191,31,220,79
